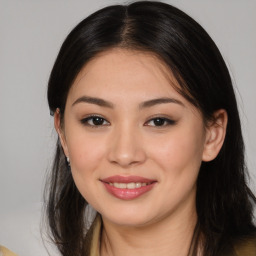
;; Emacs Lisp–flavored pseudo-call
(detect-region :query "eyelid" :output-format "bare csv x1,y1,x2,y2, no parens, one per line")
144,115,177,127
80,114,110,127
79,114,176,127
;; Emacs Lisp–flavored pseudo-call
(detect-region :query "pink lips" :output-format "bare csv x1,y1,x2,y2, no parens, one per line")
101,175,157,200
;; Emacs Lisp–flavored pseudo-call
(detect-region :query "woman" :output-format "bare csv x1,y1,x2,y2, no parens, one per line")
45,1,256,256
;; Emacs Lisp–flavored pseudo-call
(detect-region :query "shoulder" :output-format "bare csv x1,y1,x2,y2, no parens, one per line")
0,246,18,256
232,236,256,256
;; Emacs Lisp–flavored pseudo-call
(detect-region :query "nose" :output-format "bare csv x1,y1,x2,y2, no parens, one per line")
107,124,146,168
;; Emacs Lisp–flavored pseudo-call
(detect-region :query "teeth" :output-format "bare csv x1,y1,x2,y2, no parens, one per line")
135,182,141,188
127,183,136,189
113,182,126,189
110,182,149,189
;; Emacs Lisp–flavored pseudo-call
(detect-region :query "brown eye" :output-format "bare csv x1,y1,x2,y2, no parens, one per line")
152,118,165,126
91,117,105,125
81,115,110,126
145,117,176,127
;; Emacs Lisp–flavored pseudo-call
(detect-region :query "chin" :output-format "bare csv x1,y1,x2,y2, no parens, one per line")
100,208,158,228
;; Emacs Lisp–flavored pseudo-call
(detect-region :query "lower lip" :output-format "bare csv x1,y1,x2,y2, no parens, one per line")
102,182,156,200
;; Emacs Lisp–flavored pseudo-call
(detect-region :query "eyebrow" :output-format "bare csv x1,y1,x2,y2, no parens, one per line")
139,97,184,109
72,96,184,109
72,96,114,108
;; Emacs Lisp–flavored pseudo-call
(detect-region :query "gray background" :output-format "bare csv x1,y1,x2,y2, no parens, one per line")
0,0,255,255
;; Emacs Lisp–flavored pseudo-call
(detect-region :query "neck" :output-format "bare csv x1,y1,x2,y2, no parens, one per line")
100,202,198,256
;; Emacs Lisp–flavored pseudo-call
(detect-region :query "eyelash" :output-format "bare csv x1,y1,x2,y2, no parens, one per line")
81,115,176,128
80,115,110,127
145,117,176,127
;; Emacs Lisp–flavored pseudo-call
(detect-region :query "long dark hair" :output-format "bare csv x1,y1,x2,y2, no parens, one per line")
45,1,256,255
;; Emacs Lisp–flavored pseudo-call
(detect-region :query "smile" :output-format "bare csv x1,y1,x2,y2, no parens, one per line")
108,182,149,189
101,176,157,200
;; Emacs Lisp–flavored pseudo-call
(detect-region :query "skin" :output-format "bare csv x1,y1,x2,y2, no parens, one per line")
55,48,227,256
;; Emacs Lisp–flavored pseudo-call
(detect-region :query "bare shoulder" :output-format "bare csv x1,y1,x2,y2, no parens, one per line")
0,246,18,256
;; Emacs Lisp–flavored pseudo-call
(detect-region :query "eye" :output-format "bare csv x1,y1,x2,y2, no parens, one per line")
145,117,176,127
81,115,110,127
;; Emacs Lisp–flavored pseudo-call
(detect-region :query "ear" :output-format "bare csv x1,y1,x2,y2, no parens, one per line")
202,109,228,162
54,108,69,158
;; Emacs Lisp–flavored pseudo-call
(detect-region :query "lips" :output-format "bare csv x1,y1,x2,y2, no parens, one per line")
101,175,154,183
100,175,157,200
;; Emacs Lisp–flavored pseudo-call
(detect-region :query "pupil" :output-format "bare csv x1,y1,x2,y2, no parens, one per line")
93,117,104,125
154,118,165,126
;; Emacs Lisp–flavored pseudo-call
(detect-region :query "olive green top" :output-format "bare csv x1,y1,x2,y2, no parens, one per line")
0,246,18,256
1,220,255,256
88,216,256,256
231,238,256,256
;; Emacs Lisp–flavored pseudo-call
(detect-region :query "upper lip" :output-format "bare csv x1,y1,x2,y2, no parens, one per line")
101,175,156,184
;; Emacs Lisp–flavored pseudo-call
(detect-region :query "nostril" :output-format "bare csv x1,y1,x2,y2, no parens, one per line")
108,150,146,167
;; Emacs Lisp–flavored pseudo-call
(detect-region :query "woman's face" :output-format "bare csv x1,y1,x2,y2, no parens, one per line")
57,49,215,227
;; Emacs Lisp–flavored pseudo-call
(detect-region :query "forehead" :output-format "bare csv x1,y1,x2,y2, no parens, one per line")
67,48,184,104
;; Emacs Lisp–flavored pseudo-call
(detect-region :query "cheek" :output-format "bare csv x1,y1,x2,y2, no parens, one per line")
66,130,107,177
150,129,205,210
66,133,107,206
148,127,205,177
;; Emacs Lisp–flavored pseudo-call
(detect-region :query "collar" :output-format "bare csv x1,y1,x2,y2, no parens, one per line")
89,215,101,256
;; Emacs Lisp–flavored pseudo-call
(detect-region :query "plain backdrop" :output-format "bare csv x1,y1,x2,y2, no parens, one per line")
0,0,255,255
